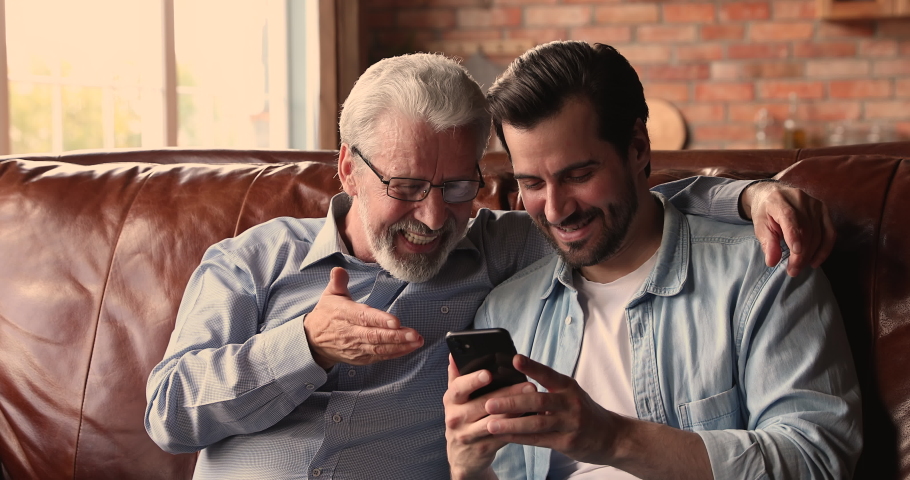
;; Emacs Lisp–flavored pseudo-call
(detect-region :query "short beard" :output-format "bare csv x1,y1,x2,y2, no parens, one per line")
535,177,639,269
360,207,466,283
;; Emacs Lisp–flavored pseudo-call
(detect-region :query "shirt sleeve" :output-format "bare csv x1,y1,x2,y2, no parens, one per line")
144,243,328,453
652,176,753,225
695,262,862,478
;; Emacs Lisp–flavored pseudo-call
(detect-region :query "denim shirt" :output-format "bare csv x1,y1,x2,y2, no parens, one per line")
477,194,862,480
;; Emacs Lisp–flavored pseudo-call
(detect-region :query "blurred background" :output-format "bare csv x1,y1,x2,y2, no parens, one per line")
1,0,908,155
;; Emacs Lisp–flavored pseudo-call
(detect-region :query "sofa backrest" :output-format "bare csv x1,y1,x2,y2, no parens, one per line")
1,143,909,479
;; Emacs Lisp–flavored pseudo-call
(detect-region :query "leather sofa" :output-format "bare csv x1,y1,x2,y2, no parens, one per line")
1,142,908,479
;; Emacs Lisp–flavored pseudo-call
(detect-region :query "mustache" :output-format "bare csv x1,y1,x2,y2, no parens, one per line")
536,208,602,229
391,218,455,235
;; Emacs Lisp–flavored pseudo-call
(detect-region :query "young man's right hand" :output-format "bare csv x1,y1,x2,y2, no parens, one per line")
303,267,424,369
443,354,535,480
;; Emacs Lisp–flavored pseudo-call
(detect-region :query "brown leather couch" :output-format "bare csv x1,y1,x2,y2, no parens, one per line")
1,142,908,479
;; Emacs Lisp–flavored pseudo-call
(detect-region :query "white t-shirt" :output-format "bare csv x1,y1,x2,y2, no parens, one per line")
548,254,657,480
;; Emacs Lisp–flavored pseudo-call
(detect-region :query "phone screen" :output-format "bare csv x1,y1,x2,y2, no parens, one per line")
446,328,528,399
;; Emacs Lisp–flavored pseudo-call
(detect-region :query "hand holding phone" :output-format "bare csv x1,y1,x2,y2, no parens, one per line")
446,328,529,399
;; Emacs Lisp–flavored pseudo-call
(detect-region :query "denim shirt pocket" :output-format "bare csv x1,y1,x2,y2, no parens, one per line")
677,385,742,432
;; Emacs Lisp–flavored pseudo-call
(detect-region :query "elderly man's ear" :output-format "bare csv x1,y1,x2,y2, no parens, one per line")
338,144,358,195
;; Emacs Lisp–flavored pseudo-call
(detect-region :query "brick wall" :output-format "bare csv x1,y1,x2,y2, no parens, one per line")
361,0,910,150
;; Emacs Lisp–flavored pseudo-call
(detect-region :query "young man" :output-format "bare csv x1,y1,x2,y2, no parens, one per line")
146,52,837,478
444,41,860,480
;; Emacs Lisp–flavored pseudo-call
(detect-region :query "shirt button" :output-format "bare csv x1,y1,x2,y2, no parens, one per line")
305,383,315,390
348,369,356,377
312,468,322,477
333,413,343,423
440,306,449,314
565,316,572,325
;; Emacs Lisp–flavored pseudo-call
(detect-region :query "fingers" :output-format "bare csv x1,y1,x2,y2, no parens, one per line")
323,267,351,298
755,218,784,268
513,355,572,392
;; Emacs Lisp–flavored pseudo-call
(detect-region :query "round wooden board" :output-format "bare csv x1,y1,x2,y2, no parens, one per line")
648,98,687,150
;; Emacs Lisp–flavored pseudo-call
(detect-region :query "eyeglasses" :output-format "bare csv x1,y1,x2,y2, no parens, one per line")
351,146,485,204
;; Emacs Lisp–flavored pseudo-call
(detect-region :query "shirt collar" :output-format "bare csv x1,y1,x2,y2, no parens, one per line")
299,193,481,271
545,192,690,300
300,193,353,270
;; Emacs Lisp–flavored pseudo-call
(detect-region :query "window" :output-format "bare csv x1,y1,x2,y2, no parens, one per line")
1,0,324,156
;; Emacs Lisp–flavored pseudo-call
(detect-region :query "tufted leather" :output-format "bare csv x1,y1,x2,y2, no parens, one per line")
1,142,908,479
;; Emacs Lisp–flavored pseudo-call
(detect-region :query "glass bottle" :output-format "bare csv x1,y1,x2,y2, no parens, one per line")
782,92,806,149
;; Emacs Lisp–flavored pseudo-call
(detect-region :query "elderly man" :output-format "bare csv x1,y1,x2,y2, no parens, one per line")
146,52,834,478
444,41,859,480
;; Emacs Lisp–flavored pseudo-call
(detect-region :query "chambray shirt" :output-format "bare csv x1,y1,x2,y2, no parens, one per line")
478,194,862,480
145,178,750,479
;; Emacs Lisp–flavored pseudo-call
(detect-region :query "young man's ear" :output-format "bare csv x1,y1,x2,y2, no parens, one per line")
338,144,358,196
627,118,652,177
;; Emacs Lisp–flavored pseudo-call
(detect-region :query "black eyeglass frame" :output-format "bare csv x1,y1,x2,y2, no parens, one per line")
350,146,485,204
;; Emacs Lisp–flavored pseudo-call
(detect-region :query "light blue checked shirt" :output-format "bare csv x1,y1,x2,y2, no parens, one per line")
145,177,750,479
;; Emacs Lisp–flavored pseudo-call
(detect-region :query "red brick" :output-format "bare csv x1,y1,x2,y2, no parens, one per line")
378,30,436,48
729,103,790,122
711,61,803,80
507,28,569,45
772,0,815,19
642,64,711,81
897,79,910,98
793,42,857,58
806,59,870,78
457,8,521,28
678,103,726,122
663,4,716,23
397,9,456,28
817,21,875,39
645,82,690,103
637,25,698,43
828,80,892,99
880,19,910,37
616,44,672,64
570,26,632,44
873,59,910,76
758,81,825,99
902,40,910,56
440,29,503,42
700,24,745,41
858,39,898,57
677,44,724,62
865,100,910,120
693,124,756,142
526,5,592,26
695,82,755,101
749,22,814,42
728,44,789,59
720,2,771,21
803,102,861,121
896,122,910,139
594,4,659,23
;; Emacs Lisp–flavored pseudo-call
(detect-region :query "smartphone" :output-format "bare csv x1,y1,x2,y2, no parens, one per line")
446,328,528,399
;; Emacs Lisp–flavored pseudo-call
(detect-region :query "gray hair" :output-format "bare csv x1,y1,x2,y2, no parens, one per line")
339,53,491,162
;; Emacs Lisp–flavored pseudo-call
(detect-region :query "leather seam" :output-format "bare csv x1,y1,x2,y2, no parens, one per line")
72,165,154,480
869,158,902,350
234,165,272,237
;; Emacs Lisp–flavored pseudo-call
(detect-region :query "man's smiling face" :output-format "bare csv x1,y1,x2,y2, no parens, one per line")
341,113,478,282
506,98,640,269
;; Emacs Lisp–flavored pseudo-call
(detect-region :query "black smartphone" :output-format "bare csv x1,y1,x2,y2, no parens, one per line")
446,328,528,399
